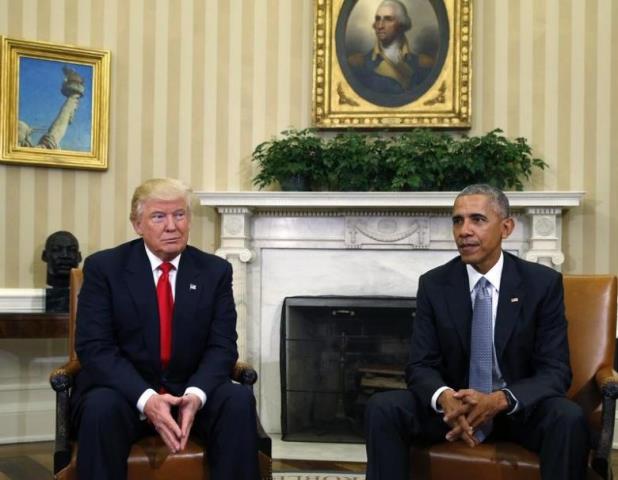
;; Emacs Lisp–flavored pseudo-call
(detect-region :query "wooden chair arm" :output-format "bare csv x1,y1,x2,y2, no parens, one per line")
232,361,258,385
49,359,255,391
595,366,618,399
49,359,81,392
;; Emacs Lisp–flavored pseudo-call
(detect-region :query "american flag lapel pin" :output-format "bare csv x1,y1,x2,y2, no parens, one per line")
189,283,197,291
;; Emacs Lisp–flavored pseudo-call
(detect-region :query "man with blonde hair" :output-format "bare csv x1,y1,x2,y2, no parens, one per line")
72,178,260,480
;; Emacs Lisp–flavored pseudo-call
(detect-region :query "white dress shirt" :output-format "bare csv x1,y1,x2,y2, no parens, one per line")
136,245,206,416
430,252,519,413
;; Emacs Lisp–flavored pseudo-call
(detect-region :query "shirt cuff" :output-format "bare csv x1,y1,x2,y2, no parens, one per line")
502,387,520,414
184,387,207,408
431,386,453,413
136,388,157,420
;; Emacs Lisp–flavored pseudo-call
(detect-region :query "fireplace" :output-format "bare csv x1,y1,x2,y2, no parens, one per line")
197,191,582,435
280,296,415,443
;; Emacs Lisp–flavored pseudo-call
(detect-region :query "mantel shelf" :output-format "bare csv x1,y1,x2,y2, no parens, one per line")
196,191,585,210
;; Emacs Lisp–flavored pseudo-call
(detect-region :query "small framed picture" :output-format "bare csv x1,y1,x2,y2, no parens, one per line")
313,0,472,128
0,36,111,169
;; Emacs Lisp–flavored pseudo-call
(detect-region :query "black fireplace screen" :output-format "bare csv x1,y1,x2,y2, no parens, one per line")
280,296,415,443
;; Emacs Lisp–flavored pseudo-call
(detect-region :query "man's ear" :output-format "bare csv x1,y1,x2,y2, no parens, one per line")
42,250,48,262
501,217,515,239
131,219,143,236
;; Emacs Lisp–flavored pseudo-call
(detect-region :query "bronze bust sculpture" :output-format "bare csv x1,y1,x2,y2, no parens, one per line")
42,230,82,289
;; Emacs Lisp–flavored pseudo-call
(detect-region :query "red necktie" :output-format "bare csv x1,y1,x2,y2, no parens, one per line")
157,262,174,369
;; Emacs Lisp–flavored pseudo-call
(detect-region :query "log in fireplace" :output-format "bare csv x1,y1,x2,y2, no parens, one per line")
280,296,415,443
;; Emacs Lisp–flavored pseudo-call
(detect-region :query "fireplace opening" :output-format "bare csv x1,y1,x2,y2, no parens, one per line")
280,296,415,443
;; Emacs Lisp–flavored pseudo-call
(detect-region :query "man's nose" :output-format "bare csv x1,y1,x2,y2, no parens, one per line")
163,215,177,230
457,219,473,236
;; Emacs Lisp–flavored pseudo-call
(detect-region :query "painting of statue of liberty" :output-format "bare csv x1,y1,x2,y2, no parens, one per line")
0,36,110,170
18,57,93,152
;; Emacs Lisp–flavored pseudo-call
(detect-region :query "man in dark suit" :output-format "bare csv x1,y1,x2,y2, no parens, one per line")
365,184,589,480
72,178,260,480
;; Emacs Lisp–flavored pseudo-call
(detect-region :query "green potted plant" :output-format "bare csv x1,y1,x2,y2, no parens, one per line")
386,129,455,191
251,128,547,192
251,129,323,191
386,129,546,191
319,131,392,191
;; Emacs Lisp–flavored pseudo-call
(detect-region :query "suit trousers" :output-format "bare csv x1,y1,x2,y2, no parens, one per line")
364,389,590,480
73,382,260,480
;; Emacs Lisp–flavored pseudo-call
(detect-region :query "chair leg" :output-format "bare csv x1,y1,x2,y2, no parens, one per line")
53,390,72,474
594,396,617,480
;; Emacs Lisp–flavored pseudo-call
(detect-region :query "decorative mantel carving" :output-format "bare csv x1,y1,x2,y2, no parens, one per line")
213,207,253,359
523,207,565,268
345,215,430,249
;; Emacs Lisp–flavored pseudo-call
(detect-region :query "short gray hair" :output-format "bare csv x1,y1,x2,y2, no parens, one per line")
455,184,510,218
378,0,412,32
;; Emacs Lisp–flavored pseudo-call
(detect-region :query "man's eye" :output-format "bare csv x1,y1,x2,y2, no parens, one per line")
174,212,186,220
151,213,165,222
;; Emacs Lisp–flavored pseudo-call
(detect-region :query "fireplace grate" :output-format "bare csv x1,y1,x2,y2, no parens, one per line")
280,296,415,443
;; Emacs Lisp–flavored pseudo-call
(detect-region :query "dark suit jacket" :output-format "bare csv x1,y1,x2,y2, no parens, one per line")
72,239,238,410
405,251,572,418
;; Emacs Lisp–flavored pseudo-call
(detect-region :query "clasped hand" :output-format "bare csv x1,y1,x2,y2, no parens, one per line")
438,389,508,447
143,393,202,453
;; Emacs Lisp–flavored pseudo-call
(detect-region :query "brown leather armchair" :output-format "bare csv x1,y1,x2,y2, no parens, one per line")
409,274,618,479
49,268,272,480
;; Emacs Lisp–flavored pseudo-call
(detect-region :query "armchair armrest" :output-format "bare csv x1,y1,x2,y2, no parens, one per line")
595,365,618,399
50,358,81,392
232,361,258,386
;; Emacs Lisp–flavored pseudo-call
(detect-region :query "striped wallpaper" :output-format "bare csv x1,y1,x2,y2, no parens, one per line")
0,0,617,287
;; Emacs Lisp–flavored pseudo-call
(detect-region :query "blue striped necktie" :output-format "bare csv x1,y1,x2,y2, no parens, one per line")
469,277,493,442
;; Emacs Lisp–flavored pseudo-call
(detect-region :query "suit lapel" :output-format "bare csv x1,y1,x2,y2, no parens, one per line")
169,249,202,368
495,253,524,359
125,241,161,370
445,260,473,356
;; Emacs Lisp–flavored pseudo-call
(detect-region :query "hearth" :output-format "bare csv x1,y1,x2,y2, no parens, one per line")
280,296,415,443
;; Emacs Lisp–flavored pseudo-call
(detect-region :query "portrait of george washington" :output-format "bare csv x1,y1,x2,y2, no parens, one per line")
336,0,449,108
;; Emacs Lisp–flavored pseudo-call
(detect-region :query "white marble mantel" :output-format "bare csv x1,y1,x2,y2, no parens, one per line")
197,190,584,209
196,190,584,434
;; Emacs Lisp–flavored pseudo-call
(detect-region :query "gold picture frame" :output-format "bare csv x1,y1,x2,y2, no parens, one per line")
313,0,471,128
0,36,110,170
